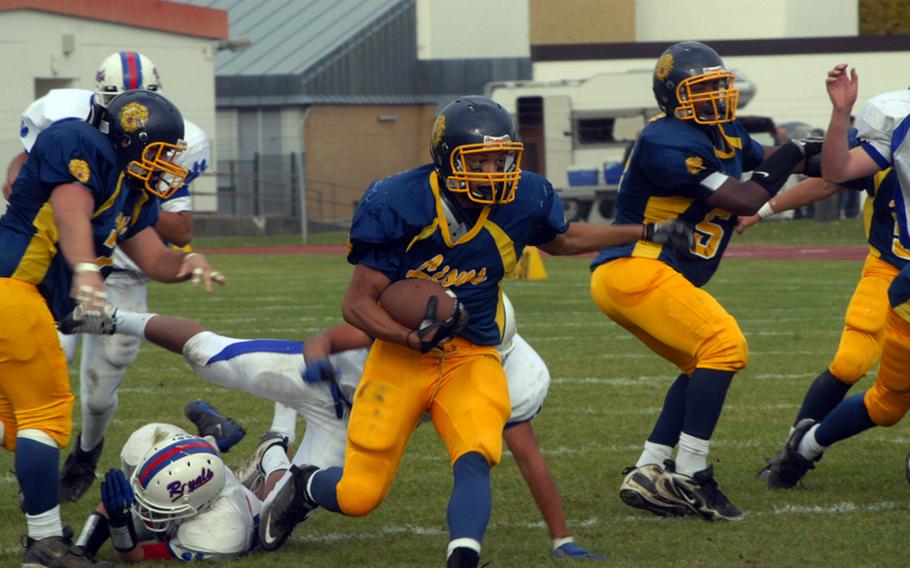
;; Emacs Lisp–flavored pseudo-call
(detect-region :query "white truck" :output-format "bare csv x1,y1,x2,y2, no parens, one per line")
486,70,763,223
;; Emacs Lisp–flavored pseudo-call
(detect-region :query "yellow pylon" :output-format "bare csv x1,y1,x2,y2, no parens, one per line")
516,246,548,280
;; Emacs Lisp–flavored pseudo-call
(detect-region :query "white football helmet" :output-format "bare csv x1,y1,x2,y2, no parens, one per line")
497,293,517,359
95,51,162,106
130,434,225,532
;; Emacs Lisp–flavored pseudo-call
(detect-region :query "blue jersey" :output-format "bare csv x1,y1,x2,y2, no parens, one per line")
0,121,158,319
347,164,568,345
591,116,764,286
866,168,910,269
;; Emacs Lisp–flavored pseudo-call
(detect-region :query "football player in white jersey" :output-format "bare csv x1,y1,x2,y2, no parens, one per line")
763,65,910,487
6,50,215,502
75,423,283,562
70,295,605,560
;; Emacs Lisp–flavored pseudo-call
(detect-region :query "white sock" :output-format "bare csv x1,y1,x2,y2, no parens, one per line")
26,505,63,540
269,403,298,444
262,445,291,478
447,538,481,558
796,424,826,461
114,310,157,337
675,433,710,476
636,441,674,468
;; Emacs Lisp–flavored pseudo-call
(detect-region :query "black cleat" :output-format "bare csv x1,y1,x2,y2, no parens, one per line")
767,418,820,489
23,535,115,567
258,464,319,551
184,400,246,453
447,547,481,568
57,305,117,335
657,461,742,521
233,431,289,493
59,434,103,503
619,463,692,517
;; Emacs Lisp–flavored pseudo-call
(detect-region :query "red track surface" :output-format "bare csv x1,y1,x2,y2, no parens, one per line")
199,244,869,261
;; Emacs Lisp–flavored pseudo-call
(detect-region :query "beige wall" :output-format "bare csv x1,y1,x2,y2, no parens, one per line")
0,10,218,212
529,0,635,45
304,105,437,221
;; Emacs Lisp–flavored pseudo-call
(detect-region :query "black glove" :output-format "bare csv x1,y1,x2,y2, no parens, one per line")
644,220,695,253
412,296,468,354
790,136,824,158
100,468,138,552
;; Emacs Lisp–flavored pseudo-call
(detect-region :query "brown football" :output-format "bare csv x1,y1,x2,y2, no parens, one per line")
379,279,459,330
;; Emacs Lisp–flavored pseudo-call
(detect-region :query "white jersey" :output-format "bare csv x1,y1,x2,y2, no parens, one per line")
856,90,910,246
121,424,260,561
18,88,212,273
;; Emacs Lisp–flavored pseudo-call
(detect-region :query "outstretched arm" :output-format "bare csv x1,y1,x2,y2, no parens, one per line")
504,421,605,560
538,223,643,256
735,177,843,233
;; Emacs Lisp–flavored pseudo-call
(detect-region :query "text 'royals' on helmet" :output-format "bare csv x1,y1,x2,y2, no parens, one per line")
430,95,524,205
130,434,226,532
95,51,162,107
104,90,189,199
653,41,739,125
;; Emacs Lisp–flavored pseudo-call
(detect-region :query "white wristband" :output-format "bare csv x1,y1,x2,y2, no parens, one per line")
74,262,99,274
552,536,575,551
757,202,775,219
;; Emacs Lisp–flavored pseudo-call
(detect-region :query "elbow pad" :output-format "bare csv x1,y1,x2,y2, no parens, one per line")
750,141,805,196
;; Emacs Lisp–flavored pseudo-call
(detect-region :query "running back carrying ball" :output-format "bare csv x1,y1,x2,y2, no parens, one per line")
380,279,459,329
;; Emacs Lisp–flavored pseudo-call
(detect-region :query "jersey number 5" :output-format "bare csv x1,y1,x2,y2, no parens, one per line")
692,210,731,259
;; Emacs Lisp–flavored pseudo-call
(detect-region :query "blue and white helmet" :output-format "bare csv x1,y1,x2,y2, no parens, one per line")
95,51,162,106
130,434,225,532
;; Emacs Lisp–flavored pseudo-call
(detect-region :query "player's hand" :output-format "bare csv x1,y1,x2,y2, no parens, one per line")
58,304,118,335
303,358,336,384
826,63,858,112
552,540,606,561
735,214,760,234
409,296,468,354
71,263,107,311
643,220,694,254
176,252,227,292
101,468,139,552
789,137,824,158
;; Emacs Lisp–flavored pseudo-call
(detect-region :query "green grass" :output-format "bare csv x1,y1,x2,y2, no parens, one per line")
3,248,903,567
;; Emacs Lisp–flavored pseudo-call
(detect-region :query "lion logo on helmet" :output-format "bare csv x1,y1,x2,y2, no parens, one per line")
655,53,674,81
432,115,446,150
119,102,149,133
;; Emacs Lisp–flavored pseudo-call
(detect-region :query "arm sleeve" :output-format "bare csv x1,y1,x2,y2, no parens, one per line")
346,181,407,279
855,99,897,169
528,179,569,246
637,138,717,201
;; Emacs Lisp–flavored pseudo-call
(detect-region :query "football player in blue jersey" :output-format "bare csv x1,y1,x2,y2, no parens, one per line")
589,41,821,521
0,90,224,567
255,95,693,567
760,64,910,488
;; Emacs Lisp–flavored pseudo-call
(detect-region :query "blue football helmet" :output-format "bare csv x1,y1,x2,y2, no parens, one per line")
653,41,739,125
430,96,523,205
104,90,188,199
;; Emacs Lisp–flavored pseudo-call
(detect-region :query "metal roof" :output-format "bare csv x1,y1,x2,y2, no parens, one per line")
180,0,407,76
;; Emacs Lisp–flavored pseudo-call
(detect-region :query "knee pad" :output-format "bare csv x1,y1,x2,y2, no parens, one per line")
829,344,879,384
336,453,392,517
698,320,749,372
864,386,910,427
101,333,141,368
15,397,73,449
347,381,404,452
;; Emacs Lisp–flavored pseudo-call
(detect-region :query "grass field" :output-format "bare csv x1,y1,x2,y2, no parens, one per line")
3,218,906,567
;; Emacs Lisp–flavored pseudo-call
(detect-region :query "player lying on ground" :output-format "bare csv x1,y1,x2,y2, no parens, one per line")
75,417,286,563
67,295,605,560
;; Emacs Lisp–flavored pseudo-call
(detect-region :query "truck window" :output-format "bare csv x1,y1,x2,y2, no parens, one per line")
575,115,643,146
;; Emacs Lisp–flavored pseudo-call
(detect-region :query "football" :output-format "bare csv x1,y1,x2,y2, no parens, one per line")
380,279,459,330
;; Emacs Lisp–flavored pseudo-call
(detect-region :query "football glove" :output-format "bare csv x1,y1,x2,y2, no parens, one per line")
413,295,467,354
644,220,695,254
303,358,336,384
100,468,138,552
552,540,606,561
58,304,118,335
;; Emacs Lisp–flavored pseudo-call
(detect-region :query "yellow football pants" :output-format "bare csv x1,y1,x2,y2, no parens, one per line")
864,309,910,426
0,279,74,450
336,337,510,517
828,253,899,382
590,258,748,375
